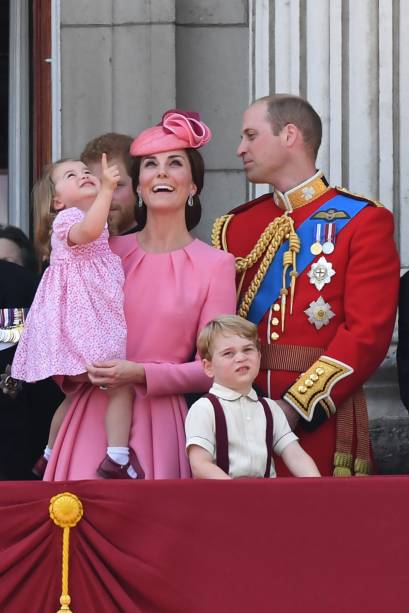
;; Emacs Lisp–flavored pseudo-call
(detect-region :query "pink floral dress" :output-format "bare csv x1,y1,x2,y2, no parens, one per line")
12,207,127,382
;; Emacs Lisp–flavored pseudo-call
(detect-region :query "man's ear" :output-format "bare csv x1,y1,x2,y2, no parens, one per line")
52,196,65,211
202,358,214,379
282,123,299,147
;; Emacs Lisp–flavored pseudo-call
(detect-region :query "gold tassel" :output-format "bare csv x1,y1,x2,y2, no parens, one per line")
289,270,297,314
49,492,84,613
280,288,288,332
354,457,371,476
288,224,300,314
281,223,301,326
281,238,292,332
333,451,353,477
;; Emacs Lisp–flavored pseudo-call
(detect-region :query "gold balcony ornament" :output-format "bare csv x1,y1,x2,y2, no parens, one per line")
49,492,84,613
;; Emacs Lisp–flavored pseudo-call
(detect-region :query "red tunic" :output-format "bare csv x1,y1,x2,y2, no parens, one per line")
216,183,400,475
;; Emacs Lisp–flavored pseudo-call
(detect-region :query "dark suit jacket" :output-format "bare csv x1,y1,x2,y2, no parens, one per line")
0,261,63,479
397,270,409,412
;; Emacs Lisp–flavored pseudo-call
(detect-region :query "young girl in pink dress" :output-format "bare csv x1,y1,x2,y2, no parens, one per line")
12,155,142,479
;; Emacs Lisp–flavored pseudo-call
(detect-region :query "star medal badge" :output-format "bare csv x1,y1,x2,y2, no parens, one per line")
310,223,323,255
322,222,336,254
308,257,336,291
304,296,335,330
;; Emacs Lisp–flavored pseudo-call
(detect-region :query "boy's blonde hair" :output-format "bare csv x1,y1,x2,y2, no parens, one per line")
32,158,75,263
197,315,260,361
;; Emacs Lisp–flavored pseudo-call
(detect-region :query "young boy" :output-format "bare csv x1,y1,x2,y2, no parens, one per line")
185,315,320,479
80,132,138,236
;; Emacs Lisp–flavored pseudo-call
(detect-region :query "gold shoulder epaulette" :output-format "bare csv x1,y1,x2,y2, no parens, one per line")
211,214,234,251
335,186,384,208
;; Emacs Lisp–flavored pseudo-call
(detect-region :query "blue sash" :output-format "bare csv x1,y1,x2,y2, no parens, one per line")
247,194,368,325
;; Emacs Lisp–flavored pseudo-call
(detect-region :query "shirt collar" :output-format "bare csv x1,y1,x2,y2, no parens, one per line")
273,170,330,212
210,382,259,402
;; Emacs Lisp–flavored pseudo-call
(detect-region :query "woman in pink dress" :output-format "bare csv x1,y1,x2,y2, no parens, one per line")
45,109,236,480
12,156,143,479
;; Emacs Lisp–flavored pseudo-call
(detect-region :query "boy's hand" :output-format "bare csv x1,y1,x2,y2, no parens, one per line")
100,152,120,191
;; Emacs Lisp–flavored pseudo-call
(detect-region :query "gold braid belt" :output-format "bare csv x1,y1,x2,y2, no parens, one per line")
212,214,300,328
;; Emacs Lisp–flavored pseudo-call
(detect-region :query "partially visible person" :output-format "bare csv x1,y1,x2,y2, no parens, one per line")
44,109,237,481
397,271,409,412
80,132,138,235
212,94,400,476
12,155,140,480
0,224,38,272
0,259,63,479
186,315,320,479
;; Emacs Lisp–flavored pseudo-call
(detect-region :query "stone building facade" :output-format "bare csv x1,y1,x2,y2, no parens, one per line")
4,0,409,471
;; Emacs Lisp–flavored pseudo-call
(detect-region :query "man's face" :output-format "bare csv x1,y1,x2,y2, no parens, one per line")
87,158,136,235
236,101,288,185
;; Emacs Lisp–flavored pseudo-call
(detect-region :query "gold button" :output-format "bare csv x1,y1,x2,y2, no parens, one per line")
271,317,279,326
316,367,325,376
271,332,279,341
305,379,313,387
273,304,280,312
310,373,319,382
298,385,307,394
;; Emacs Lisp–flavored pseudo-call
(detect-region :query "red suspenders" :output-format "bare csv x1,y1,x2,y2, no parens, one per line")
203,394,274,478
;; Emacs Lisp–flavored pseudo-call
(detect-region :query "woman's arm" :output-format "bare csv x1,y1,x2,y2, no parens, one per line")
87,252,237,394
141,252,237,396
69,154,120,245
188,445,231,479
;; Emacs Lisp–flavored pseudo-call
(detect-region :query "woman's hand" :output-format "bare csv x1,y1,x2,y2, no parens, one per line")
87,359,146,389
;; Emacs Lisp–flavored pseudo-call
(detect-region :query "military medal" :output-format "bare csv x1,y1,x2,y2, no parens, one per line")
322,223,336,254
308,257,336,291
304,296,335,330
310,223,323,255
0,308,26,345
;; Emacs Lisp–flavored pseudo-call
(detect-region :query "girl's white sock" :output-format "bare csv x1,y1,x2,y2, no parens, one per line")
107,446,137,478
44,446,52,461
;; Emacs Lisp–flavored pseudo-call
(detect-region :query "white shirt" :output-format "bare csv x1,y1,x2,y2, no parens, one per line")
185,383,298,478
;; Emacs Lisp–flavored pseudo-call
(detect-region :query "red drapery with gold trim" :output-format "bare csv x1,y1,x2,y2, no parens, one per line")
1,478,409,612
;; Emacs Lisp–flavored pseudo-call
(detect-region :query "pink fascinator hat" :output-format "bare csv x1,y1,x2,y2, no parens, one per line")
130,109,212,157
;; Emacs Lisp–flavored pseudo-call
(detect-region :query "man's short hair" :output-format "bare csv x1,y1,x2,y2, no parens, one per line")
258,94,322,158
197,315,260,361
80,132,133,175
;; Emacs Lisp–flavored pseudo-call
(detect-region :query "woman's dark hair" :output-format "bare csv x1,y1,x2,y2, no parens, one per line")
131,148,205,231
0,225,38,272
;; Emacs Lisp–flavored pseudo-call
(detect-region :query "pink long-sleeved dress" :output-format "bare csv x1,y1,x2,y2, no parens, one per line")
44,234,236,480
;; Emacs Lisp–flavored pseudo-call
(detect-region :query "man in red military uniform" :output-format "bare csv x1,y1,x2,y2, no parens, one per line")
212,94,400,476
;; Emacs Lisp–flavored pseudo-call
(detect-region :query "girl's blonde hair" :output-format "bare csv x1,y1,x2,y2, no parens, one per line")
32,158,74,262
197,315,260,361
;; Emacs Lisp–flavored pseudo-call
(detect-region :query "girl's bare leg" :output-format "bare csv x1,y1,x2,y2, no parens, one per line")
33,395,72,478
47,396,71,448
105,385,134,447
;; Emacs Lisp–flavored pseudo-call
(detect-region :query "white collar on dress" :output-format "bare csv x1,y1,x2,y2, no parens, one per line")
210,382,258,402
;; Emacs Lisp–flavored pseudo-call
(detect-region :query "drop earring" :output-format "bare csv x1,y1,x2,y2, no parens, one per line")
187,194,194,207
138,193,144,208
